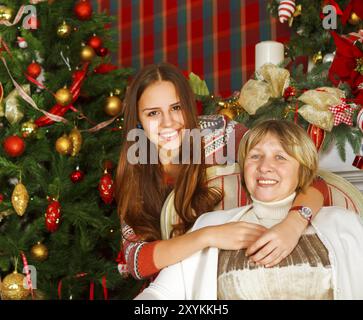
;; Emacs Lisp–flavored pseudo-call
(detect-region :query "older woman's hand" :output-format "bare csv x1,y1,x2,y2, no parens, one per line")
245,214,307,267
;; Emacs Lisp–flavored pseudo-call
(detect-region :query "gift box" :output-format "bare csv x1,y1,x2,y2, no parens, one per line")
353,155,363,169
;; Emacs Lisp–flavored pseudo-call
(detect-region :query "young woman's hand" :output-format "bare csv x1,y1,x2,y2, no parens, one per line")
245,214,306,267
204,222,267,250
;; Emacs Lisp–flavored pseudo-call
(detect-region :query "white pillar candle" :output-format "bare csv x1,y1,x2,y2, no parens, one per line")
255,41,285,71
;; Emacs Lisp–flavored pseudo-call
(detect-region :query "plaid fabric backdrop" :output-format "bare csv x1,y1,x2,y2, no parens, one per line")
92,0,290,97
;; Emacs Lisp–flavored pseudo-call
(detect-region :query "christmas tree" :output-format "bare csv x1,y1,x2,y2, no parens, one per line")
0,0,141,299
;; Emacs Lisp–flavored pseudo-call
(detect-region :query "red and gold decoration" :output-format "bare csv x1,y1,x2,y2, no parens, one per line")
68,127,82,156
98,170,114,204
283,86,297,101
55,87,73,107
57,21,72,38
278,0,296,23
70,167,84,183
55,134,72,155
0,270,30,300
297,87,345,131
45,198,61,233
26,62,41,79
3,135,26,157
328,100,357,127
104,93,123,116
80,44,95,62
21,120,38,138
87,34,103,51
35,63,89,127
30,242,49,262
74,0,93,20
11,182,29,216
307,124,326,152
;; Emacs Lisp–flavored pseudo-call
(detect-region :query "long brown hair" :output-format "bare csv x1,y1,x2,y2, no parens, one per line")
115,63,222,241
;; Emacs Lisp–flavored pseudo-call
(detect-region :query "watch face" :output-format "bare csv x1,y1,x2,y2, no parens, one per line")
300,207,312,219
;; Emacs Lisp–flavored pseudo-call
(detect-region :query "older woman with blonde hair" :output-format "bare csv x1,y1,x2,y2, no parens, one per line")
135,119,363,300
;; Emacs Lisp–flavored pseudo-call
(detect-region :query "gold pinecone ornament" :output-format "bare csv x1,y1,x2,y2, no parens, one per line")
11,183,29,216
68,127,82,156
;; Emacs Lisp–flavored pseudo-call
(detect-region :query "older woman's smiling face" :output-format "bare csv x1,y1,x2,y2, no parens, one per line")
244,132,300,202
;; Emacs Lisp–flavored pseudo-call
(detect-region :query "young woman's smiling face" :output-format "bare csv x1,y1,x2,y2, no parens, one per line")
138,80,185,151
244,133,300,202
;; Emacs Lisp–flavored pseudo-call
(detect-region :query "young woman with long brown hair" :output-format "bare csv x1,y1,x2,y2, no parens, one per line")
115,62,326,280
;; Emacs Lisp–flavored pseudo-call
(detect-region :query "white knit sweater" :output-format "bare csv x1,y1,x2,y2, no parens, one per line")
136,197,363,300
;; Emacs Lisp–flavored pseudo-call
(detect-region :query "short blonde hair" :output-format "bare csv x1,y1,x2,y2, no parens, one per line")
238,119,318,193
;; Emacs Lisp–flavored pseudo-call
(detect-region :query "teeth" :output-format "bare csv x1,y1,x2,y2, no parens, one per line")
160,131,178,139
258,180,277,185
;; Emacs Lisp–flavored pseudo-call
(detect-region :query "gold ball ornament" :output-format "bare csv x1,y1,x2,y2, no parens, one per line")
57,21,72,38
0,6,14,21
55,134,72,155
217,107,236,120
312,51,323,64
21,120,38,138
11,183,29,217
104,93,123,116
68,127,82,156
348,12,361,25
30,242,49,262
80,44,95,62
55,87,73,106
0,271,30,300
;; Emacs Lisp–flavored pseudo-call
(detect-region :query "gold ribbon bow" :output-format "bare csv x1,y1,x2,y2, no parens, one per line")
238,63,290,115
297,87,345,131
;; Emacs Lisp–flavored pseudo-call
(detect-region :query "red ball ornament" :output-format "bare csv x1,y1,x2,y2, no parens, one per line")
70,168,84,183
74,0,93,20
97,47,109,57
87,35,103,50
3,135,26,157
26,62,42,78
45,199,61,233
307,124,326,152
0,193,4,204
283,86,297,101
98,171,114,204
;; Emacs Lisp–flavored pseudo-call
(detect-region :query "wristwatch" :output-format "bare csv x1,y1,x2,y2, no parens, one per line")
289,206,313,223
